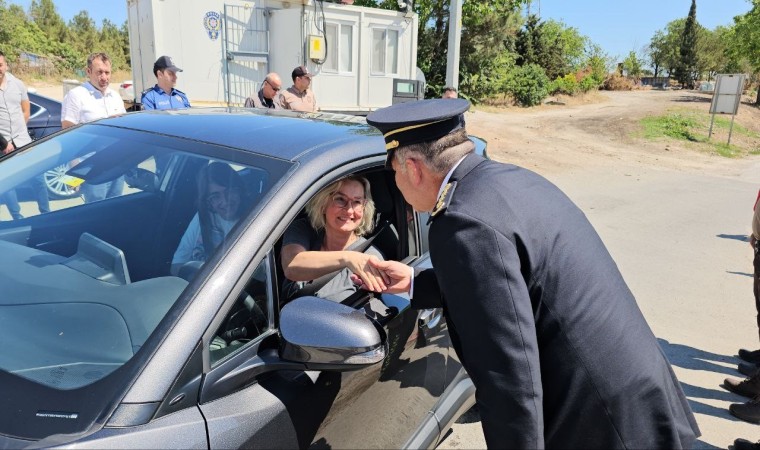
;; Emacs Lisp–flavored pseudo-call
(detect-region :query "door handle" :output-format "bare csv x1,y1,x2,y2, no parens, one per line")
418,308,443,329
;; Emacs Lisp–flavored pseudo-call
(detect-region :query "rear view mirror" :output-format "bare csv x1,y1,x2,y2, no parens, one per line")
279,296,385,370
125,167,159,192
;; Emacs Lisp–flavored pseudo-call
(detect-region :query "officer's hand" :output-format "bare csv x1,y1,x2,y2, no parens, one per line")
341,252,388,293
368,259,412,295
2,141,14,155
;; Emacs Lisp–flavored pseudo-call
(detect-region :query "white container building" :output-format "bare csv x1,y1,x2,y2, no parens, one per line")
126,0,419,112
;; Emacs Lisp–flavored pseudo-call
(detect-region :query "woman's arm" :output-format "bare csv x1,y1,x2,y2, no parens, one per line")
281,244,387,292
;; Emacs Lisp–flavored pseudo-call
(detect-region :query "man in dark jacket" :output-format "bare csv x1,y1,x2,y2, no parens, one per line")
365,98,700,448
244,73,282,109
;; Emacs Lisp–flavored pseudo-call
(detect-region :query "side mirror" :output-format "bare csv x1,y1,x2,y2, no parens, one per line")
280,296,385,370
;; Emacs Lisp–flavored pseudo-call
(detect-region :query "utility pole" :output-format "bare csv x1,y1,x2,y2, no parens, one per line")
445,0,462,89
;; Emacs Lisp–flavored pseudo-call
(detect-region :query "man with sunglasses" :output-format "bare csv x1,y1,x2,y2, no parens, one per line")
279,65,317,112
245,73,282,109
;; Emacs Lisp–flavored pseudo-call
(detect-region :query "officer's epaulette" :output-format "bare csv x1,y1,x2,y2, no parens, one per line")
430,181,457,220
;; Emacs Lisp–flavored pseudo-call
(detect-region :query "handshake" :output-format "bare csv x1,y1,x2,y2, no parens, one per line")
349,257,413,295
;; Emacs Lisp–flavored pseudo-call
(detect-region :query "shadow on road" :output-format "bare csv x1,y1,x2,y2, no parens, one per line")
717,233,749,243
695,438,727,449
727,271,753,278
659,338,741,377
673,95,712,103
658,339,753,424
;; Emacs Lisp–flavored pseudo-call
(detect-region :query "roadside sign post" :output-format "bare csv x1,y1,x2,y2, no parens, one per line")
708,73,745,145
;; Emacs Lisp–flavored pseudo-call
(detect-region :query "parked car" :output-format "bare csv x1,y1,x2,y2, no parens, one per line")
0,108,483,449
27,92,80,199
120,79,135,104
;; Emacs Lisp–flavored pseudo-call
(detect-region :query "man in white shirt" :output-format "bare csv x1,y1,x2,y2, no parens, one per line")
62,52,126,202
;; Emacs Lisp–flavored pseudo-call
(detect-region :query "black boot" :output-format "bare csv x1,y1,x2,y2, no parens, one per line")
724,373,760,398
739,361,760,377
733,438,760,450
730,396,760,424
738,348,760,364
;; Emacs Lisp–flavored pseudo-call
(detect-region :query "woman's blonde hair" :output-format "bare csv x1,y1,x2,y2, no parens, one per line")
306,175,376,237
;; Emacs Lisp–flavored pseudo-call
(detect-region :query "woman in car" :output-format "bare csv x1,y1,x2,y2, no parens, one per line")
172,161,250,276
281,175,387,302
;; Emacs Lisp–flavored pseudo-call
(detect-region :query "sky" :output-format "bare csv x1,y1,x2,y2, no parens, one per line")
529,0,753,60
8,0,756,62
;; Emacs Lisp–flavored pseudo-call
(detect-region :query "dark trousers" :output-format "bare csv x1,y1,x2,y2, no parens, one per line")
755,240,760,342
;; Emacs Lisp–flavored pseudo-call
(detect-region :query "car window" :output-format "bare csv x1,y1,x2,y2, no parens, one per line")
209,255,274,366
29,102,43,118
0,125,290,391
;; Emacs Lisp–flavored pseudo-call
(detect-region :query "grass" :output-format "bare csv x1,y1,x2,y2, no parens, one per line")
638,109,760,158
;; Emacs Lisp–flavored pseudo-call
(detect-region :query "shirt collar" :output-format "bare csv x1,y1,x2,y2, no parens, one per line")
85,81,114,96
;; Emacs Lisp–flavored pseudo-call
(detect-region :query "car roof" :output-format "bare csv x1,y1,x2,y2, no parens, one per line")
95,108,386,162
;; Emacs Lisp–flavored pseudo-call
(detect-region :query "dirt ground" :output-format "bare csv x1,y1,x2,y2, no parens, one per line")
466,89,760,178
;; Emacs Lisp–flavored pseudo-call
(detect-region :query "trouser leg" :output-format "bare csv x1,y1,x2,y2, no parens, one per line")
2,190,22,219
31,175,50,213
754,240,760,343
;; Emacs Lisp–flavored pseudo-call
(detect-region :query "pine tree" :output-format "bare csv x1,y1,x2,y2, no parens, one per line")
675,0,698,87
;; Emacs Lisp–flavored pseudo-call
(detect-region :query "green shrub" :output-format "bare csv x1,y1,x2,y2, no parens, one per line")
578,75,599,92
506,64,550,107
549,74,578,95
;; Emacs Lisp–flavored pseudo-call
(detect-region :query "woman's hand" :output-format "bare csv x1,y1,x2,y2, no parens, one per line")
341,252,389,292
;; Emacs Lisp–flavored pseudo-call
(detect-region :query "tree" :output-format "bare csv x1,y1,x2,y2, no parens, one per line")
622,50,643,79
731,0,760,104
647,30,668,79
675,0,698,87
29,0,66,42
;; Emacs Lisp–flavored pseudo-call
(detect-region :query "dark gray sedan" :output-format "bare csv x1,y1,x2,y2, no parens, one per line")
0,108,480,449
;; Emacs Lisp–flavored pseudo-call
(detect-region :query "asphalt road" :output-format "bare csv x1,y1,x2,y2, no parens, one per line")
438,158,760,449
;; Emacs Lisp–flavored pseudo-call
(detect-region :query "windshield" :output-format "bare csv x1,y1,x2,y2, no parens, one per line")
0,124,288,391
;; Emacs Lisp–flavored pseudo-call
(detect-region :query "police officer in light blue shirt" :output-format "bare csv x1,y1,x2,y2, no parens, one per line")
141,55,191,110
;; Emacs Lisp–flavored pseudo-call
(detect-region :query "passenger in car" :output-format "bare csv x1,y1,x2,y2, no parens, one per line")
281,176,387,302
171,162,250,276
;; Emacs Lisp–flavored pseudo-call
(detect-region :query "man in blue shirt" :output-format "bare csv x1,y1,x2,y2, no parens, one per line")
141,56,191,110
142,56,189,177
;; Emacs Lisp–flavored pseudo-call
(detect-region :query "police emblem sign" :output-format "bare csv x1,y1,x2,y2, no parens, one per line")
203,11,221,41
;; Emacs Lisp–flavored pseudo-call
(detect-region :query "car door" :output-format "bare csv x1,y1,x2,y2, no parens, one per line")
195,167,450,449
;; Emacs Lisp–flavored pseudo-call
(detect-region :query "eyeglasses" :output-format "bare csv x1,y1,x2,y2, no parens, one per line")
264,79,281,92
331,193,366,211
207,187,241,206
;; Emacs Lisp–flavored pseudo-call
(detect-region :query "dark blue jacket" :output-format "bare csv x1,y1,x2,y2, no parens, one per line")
413,153,700,448
141,85,191,110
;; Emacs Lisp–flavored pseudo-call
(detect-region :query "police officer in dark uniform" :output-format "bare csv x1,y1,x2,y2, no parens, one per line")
365,99,700,449
141,55,191,111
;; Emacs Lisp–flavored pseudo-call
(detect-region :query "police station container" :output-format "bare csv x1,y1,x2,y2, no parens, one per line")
126,0,420,112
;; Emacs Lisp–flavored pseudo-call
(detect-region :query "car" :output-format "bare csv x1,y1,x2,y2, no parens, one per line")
120,79,135,104
27,92,80,200
0,107,484,449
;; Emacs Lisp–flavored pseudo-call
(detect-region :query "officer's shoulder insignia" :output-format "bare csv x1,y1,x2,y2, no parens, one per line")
431,181,457,218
